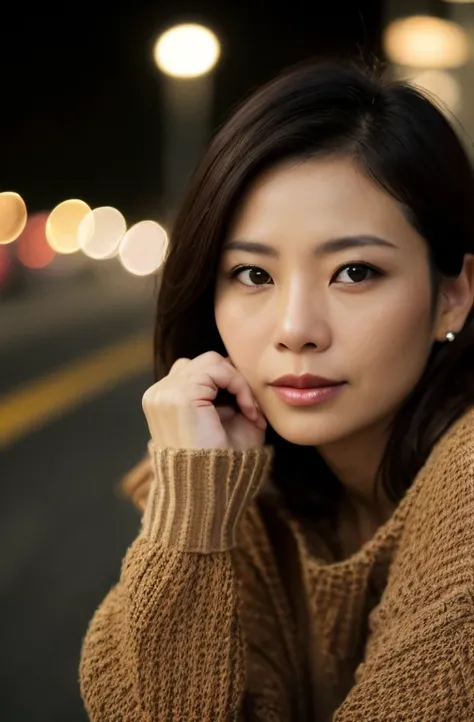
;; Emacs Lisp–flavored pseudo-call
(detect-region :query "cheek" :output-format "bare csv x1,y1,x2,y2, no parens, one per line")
347,285,434,385
215,298,267,371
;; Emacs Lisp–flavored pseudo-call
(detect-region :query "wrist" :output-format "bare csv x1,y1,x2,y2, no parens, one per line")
143,444,273,552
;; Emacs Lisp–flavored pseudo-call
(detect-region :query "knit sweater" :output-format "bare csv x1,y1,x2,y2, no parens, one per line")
80,408,474,721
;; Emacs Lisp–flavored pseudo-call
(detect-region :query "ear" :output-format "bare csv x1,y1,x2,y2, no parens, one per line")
434,254,474,341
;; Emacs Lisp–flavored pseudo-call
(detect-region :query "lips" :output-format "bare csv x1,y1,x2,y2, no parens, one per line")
270,374,344,389
269,378,346,407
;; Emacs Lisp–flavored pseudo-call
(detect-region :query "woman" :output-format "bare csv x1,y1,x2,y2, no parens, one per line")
80,62,474,720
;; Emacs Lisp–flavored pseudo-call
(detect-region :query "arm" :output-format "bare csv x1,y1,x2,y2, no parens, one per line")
333,617,474,721
80,445,296,721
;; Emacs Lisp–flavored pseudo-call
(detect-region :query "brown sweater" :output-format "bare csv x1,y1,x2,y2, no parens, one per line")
80,409,474,721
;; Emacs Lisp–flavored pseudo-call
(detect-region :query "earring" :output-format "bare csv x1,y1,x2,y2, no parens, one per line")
445,331,456,342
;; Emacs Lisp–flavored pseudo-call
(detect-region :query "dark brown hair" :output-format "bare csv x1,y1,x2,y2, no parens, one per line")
154,60,474,519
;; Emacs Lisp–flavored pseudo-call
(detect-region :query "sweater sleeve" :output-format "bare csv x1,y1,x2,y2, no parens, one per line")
333,617,474,721
80,445,297,721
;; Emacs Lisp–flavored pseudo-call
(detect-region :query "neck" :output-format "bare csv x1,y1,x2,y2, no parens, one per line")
317,420,395,554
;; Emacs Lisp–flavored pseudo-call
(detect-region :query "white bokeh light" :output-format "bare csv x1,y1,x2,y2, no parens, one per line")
78,206,127,260
118,220,168,276
154,24,221,78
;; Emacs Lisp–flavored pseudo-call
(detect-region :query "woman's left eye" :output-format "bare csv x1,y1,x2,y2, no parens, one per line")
331,263,381,284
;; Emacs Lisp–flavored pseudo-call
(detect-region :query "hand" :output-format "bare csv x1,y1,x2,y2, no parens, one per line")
142,352,267,450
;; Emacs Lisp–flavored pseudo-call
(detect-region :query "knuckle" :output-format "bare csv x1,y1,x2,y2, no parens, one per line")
142,383,168,411
201,351,223,364
156,384,188,410
170,357,190,372
142,388,153,410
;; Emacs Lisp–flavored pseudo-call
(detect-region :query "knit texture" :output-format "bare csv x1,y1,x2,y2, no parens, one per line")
143,445,273,552
80,409,474,721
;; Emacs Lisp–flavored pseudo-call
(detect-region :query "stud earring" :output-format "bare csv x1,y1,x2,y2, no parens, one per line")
445,331,456,342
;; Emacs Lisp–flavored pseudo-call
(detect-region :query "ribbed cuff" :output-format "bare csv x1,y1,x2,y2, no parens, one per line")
142,443,273,553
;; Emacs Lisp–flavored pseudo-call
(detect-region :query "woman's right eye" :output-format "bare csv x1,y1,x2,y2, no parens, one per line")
231,265,273,287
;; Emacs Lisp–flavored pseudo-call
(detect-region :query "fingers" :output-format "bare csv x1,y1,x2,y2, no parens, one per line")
142,351,267,450
216,406,236,423
211,360,266,428
169,358,191,375
197,364,257,423
224,369,260,423
167,353,258,423
195,355,266,428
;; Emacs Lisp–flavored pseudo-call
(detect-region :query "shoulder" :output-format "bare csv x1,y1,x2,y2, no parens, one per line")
398,406,474,566
409,406,474,524
359,411,474,679
371,408,474,647
425,406,474,482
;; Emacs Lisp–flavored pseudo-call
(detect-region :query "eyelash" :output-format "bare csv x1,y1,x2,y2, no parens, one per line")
229,262,384,287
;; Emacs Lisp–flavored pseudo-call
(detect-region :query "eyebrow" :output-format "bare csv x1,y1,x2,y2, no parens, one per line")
222,235,397,257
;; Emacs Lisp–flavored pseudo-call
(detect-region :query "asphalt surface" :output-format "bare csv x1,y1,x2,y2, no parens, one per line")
0,270,156,721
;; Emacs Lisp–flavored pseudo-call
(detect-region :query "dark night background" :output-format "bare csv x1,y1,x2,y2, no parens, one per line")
0,3,384,721
0,2,383,218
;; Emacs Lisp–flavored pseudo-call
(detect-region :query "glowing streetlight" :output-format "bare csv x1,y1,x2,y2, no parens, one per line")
383,15,470,69
154,24,220,78
153,23,221,218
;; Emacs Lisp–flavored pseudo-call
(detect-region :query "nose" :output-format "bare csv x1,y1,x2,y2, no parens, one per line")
272,280,331,353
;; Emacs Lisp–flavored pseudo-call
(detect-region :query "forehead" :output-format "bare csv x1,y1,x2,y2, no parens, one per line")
231,156,411,241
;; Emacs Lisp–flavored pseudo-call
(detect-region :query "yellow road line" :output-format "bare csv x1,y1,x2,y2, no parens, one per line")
0,331,152,449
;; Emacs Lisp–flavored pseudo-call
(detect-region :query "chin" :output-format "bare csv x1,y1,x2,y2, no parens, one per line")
267,415,348,447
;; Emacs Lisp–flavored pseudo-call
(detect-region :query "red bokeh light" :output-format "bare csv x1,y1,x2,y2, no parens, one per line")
16,213,55,269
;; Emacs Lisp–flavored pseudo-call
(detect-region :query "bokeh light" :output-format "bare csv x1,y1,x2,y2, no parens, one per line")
118,220,168,276
384,16,470,69
16,213,55,269
46,199,91,254
0,192,27,245
154,24,221,78
78,206,127,260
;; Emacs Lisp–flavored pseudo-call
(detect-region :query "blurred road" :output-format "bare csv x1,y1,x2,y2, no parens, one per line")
0,267,156,721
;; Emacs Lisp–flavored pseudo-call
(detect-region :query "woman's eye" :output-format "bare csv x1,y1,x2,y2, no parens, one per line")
232,266,273,287
332,263,380,284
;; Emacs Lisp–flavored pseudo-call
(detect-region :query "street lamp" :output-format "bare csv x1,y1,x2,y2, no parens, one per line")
383,15,470,69
154,24,220,78
153,23,221,220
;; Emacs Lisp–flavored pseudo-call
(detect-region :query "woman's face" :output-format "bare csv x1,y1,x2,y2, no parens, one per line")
214,156,444,447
